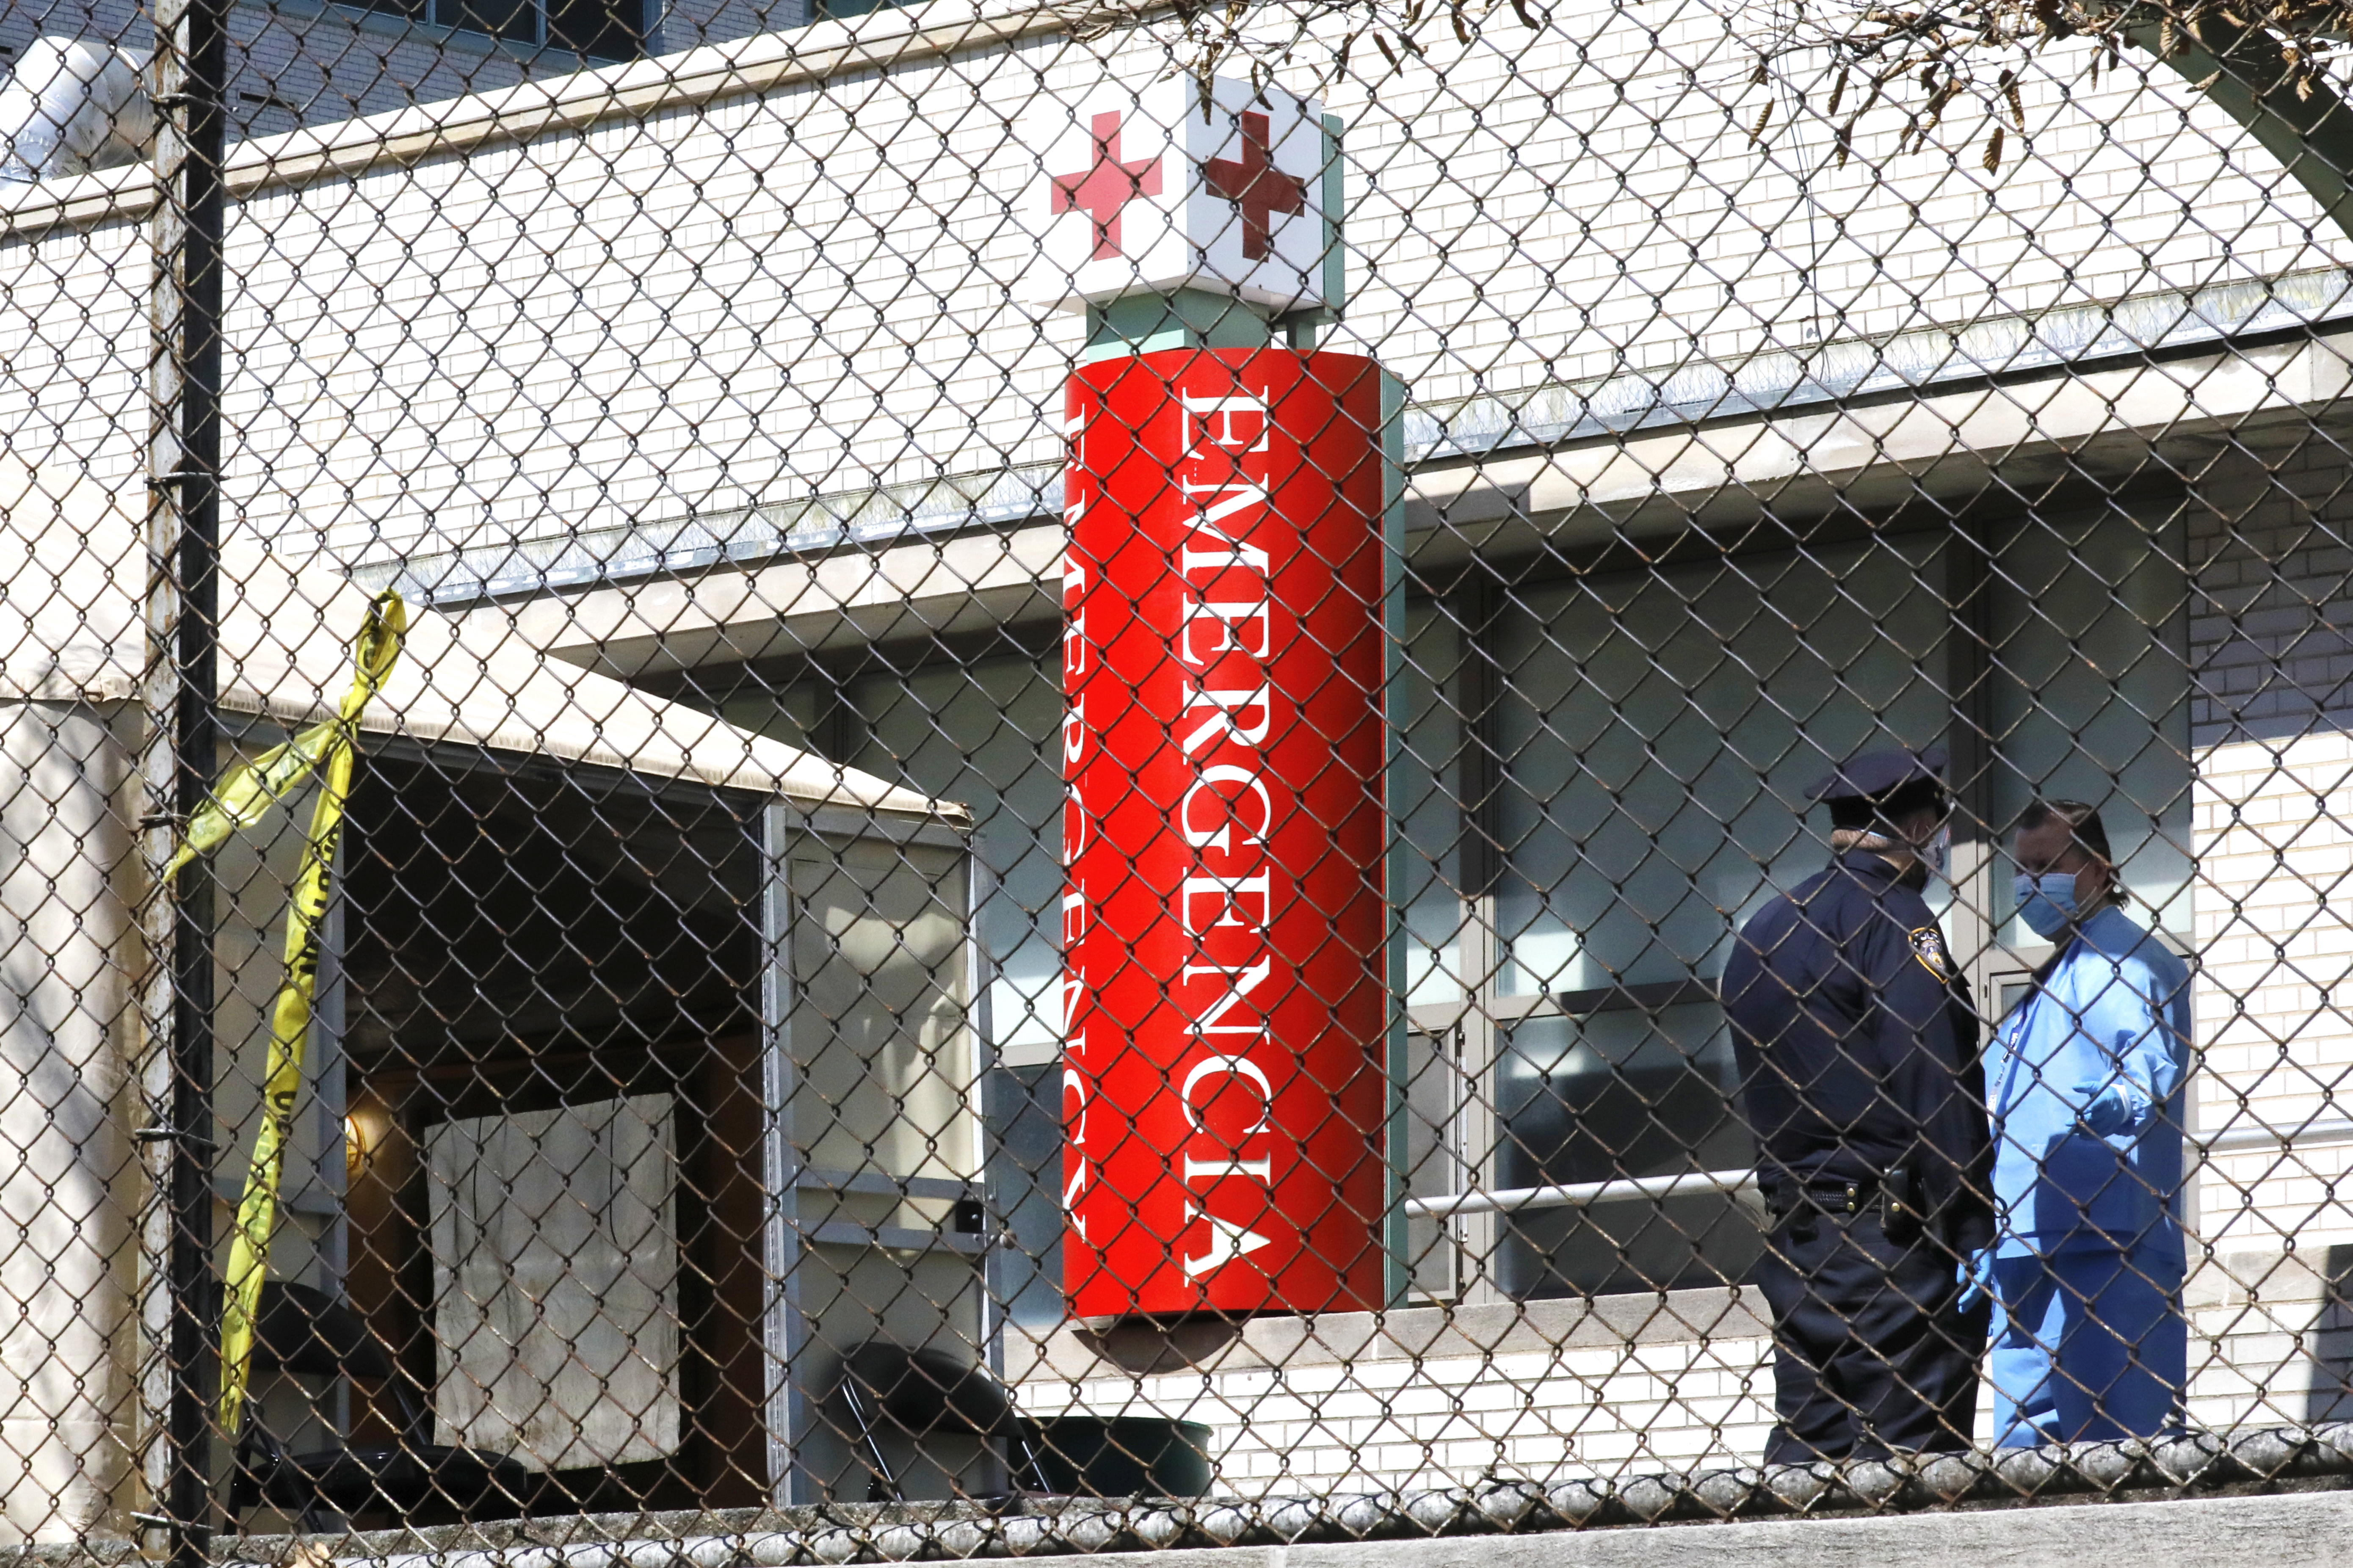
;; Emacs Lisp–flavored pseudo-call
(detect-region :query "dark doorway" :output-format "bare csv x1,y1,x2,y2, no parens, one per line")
338,751,771,1515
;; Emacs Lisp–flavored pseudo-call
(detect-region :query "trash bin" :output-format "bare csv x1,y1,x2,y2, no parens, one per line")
1027,1415,1212,1497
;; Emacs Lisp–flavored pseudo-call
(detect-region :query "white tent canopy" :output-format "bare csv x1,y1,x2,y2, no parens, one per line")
0,460,951,819
0,461,965,1542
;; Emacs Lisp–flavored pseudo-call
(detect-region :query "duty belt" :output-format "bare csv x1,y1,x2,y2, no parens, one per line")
1765,1167,1924,1230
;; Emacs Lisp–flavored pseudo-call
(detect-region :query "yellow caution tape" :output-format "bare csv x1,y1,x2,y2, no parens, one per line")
164,594,406,884
185,590,406,1437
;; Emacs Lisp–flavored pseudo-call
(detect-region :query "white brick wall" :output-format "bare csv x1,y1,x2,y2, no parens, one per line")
4,0,544,141
2189,445,2353,1263
1005,1278,2353,1495
3,0,804,144
2190,725,2353,1255
1013,1303,1780,1492
11,0,2353,567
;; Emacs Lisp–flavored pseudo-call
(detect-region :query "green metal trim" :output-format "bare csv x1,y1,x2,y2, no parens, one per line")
1285,112,1348,351
1082,288,1271,361
2127,8,2353,242
1380,365,1412,1311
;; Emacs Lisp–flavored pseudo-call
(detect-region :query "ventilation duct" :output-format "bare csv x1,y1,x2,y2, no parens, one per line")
0,37,151,184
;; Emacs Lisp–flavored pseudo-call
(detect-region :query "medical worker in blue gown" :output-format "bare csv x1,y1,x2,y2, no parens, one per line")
1968,798,2193,1445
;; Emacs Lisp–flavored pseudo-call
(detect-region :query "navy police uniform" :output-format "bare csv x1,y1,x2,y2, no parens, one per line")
1723,746,1993,1464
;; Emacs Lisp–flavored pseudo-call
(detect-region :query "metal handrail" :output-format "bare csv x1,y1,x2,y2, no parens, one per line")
1408,1118,2353,1220
1403,1168,1763,1220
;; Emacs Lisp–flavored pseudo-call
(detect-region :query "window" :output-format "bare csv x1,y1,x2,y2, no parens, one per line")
346,0,650,59
787,841,978,1190
1984,511,2194,943
1500,540,1952,1295
727,656,1067,1331
1495,1005,1753,1298
1398,518,2190,1303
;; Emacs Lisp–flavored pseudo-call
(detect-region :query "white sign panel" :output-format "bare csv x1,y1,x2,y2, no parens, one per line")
428,1093,680,1472
1028,76,1329,312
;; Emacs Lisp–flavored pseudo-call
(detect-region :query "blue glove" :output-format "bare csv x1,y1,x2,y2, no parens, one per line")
1956,1249,1995,1312
2074,1081,2137,1137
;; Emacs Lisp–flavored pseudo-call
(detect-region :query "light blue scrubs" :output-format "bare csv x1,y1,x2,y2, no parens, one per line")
1983,904,2192,1445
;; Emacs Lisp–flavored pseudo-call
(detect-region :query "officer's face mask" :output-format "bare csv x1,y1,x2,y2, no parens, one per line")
2013,872,2079,939
1920,822,1951,878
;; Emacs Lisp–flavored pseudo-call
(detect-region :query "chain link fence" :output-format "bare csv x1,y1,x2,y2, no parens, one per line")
1,0,2351,1546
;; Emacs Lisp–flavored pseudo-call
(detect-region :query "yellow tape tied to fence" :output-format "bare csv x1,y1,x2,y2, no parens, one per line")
167,589,407,1437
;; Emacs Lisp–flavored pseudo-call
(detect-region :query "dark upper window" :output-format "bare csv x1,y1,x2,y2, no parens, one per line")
348,0,650,61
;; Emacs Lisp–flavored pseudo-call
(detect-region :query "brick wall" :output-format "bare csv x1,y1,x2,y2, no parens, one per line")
2,0,802,145
13,2,2353,567
1011,1298,1779,1494
1005,1263,2353,1496
2188,441,2353,1253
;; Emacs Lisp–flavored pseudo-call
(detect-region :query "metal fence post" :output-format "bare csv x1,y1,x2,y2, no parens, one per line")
141,0,227,1550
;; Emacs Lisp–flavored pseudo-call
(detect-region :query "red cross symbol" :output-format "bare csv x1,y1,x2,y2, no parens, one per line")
1051,112,1163,262
1204,111,1307,261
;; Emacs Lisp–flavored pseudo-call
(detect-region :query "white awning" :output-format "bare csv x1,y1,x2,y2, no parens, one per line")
0,461,956,821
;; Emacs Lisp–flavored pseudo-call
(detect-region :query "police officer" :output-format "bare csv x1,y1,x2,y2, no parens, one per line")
1724,744,1993,1464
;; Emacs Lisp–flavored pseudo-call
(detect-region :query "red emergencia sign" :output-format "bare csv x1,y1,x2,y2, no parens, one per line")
1061,347,1388,1320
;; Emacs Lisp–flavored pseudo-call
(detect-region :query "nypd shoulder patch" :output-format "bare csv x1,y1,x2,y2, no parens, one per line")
1908,925,1953,982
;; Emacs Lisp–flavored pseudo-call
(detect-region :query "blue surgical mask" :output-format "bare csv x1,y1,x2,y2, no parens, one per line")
2013,872,2079,940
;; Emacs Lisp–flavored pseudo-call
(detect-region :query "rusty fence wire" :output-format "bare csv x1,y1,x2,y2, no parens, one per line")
3,0,2353,1547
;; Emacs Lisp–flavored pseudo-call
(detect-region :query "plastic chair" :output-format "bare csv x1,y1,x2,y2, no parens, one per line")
834,1343,1049,1502
227,1282,538,1529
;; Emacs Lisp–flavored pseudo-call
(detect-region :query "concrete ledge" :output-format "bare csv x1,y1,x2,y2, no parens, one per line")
202,1480,2353,1568
184,1425,2353,1568
1226,1490,2353,1568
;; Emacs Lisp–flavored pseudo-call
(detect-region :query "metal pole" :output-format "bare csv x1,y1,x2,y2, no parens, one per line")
142,0,227,1550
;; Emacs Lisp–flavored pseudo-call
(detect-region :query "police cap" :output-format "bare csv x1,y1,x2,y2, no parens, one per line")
1810,744,1948,827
